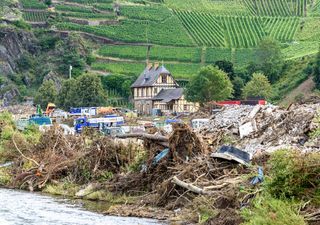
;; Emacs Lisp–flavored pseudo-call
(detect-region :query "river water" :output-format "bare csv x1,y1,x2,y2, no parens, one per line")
0,188,165,225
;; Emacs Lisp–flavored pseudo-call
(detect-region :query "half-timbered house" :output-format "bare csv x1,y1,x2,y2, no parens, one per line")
131,63,199,115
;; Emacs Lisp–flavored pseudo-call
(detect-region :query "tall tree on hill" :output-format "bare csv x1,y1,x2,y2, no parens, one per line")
242,73,272,100
57,78,76,110
34,80,57,109
252,38,284,83
57,74,106,110
313,48,320,89
74,74,106,107
214,60,235,80
185,65,233,105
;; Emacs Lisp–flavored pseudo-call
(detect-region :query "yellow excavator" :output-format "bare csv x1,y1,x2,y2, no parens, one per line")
44,103,56,116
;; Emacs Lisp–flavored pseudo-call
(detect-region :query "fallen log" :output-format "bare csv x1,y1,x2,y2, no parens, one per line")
116,133,168,142
172,176,211,195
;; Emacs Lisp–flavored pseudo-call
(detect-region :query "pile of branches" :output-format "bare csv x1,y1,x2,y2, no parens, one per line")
10,126,138,190
109,122,251,212
110,123,205,193
155,156,251,207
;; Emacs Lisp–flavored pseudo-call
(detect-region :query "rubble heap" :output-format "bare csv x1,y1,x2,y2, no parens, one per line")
200,103,320,156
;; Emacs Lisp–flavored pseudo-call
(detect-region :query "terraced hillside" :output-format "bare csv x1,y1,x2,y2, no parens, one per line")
19,0,320,79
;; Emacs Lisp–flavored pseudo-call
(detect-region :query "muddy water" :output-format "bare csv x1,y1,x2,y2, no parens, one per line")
0,188,166,225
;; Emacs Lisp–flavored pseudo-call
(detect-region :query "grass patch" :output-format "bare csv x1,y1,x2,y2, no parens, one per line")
265,149,320,205
242,194,306,225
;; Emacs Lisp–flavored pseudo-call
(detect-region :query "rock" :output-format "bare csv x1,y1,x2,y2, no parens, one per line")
0,87,20,107
43,71,62,91
75,183,101,198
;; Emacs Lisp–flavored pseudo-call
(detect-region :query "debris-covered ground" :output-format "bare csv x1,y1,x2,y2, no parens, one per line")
0,103,320,224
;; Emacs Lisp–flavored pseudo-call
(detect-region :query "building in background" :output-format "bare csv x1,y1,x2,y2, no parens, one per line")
131,63,199,115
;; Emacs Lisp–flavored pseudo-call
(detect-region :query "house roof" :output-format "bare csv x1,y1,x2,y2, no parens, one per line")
131,65,171,88
153,88,184,103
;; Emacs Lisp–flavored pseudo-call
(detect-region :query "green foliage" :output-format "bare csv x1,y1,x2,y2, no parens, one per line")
57,79,76,110
242,72,272,99
20,0,47,9
98,44,201,62
58,74,106,109
175,10,225,47
120,4,172,21
214,60,235,80
166,0,249,15
61,53,85,77
56,16,194,46
11,20,31,30
313,49,320,89
16,53,35,71
185,65,233,104
56,4,93,13
0,76,4,86
266,149,320,203
23,11,49,22
34,80,58,109
232,76,245,99
241,194,306,225
38,34,60,51
101,74,136,98
243,0,306,16
252,38,284,83
262,17,299,42
271,57,311,102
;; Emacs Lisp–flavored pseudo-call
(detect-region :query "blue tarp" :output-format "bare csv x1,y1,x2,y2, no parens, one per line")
250,167,264,185
152,148,170,165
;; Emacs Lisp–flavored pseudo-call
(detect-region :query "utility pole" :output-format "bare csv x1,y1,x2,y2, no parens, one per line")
69,65,73,79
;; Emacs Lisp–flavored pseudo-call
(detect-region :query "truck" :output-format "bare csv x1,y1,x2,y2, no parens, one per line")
70,107,97,117
74,115,124,133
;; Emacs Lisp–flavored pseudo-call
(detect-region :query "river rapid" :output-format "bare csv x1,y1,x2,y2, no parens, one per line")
0,188,166,225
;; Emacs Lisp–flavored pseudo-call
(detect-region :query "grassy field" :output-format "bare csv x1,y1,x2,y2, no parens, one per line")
91,61,201,78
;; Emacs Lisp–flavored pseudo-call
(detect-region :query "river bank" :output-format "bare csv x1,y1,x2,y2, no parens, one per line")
0,188,166,225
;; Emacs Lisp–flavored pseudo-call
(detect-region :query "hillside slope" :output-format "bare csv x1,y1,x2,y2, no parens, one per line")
1,0,320,105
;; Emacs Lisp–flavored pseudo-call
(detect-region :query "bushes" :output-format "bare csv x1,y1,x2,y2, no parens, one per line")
242,195,306,225
266,149,320,203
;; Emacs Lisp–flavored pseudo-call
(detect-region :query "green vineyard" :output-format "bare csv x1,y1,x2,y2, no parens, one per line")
243,0,307,16
175,10,225,47
263,17,299,41
19,0,320,80
22,11,49,22
220,16,265,48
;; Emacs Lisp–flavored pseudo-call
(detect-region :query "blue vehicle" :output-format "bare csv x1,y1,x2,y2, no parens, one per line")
74,116,124,133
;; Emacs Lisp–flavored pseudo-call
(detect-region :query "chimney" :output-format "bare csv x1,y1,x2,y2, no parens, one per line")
154,62,159,70
147,62,153,70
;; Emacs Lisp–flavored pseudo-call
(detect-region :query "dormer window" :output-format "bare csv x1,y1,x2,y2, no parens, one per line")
162,74,167,83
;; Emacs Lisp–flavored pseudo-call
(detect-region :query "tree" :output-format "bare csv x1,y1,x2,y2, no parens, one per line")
185,65,233,105
74,74,106,107
242,73,272,100
57,74,107,110
214,60,235,80
56,79,76,110
34,80,57,109
313,48,320,89
253,38,284,83
232,76,245,99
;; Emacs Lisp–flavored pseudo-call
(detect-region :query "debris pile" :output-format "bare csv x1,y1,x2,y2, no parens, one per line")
200,103,320,155
10,126,139,190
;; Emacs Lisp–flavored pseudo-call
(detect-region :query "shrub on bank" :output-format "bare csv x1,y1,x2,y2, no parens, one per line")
266,149,320,204
242,195,306,225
